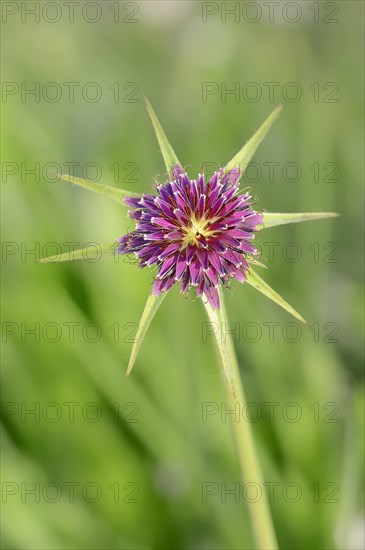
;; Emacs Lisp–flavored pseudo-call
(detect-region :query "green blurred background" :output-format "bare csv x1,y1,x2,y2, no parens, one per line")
1,1,364,548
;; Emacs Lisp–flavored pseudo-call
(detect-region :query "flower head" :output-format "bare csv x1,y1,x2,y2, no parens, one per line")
118,165,262,309
39,100,337,376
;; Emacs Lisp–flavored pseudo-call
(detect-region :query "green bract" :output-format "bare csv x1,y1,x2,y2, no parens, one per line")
39,100,338,381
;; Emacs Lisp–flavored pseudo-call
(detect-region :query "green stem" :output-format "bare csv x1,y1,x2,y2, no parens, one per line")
204,289,278,550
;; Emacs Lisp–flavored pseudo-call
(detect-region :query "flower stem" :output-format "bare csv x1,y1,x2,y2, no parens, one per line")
204,289,278,550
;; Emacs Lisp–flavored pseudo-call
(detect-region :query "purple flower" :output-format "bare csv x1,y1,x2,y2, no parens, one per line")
118,164,263,309
39,100,337,379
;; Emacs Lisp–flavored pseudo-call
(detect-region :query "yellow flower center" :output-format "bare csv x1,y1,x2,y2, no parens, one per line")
181,216,216,248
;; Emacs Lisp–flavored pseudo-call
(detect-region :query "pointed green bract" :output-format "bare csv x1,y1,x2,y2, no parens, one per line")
261,211,339,229
224,105,282,177
203,292,236,397
145,98,181,176
248,258,267,269
246,268,306,323
126,293,166,377
38,242,118,263
58,174,139,204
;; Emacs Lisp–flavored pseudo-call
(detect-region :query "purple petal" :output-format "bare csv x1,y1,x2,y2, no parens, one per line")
220,166,241,186
155,197,174,218
172,164,185,180
197,248,209,270
204,286,220,309
243,213,263,227
151,217,177,230
208,252,224,276
189,258,203,287
124,196,142,208
175,252,187,281
226,228,254,240
158,256,176,278
158,242,181,261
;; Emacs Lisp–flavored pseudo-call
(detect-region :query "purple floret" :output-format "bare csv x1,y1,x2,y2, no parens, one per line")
118,165,263,309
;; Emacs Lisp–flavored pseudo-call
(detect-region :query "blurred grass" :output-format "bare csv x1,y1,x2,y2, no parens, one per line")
1,1,364,549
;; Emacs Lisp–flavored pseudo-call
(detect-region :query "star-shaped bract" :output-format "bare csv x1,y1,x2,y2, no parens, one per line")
40,100,338,377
